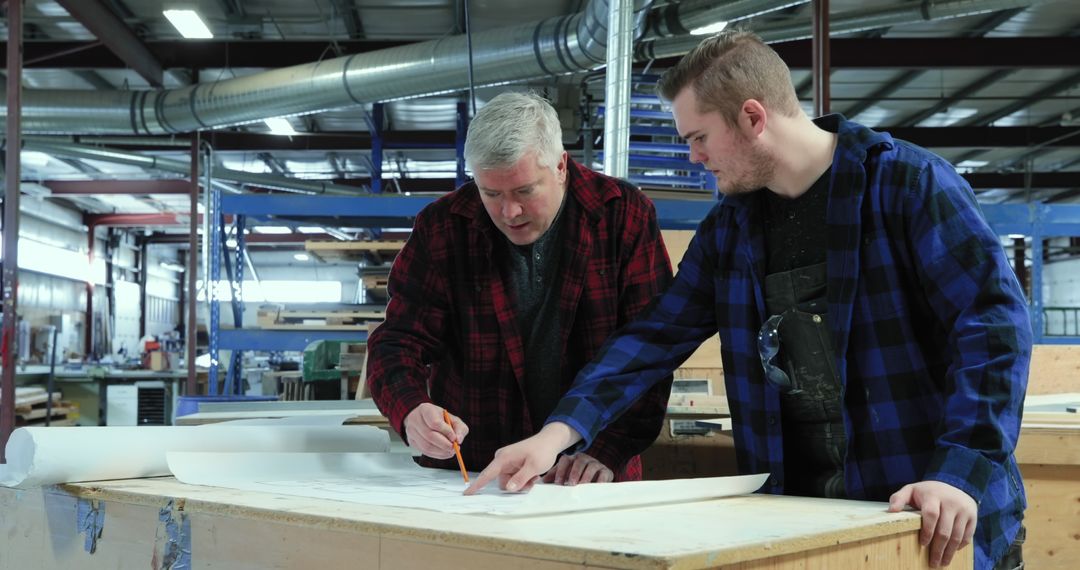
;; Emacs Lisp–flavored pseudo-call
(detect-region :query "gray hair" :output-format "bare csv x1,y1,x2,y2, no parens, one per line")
464,91,564,172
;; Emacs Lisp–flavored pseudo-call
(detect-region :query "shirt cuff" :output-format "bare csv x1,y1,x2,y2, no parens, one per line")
923,444,994,504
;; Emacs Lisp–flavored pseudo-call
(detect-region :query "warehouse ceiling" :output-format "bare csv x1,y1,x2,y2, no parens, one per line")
1,0,1078,236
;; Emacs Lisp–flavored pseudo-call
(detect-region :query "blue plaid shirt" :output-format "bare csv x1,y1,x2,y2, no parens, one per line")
550,115,1031,569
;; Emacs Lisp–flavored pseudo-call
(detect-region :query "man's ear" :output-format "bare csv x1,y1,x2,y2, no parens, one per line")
741,99,767,138
556,151,569,183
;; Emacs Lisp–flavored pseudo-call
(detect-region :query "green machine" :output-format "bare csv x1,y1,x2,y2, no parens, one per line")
301,340,368,400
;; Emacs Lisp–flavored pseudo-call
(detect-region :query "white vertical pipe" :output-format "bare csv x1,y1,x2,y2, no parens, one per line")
603,0,634,179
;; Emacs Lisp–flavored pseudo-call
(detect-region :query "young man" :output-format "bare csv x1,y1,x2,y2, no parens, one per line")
367,92,674,486
467,32,1030,570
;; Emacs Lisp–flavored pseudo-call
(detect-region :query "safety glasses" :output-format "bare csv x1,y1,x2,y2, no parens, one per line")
757,314,800,393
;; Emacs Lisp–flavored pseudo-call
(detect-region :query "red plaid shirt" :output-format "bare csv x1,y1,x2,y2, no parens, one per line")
367,158,673,480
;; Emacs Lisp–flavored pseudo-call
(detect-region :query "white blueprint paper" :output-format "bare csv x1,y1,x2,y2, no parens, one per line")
0,425,388,488
167,450,768,516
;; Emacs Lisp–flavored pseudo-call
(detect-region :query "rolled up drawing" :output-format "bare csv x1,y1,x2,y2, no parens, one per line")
0,424,389,489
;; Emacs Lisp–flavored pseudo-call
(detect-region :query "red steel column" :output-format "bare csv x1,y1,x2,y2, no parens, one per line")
2,0,24,461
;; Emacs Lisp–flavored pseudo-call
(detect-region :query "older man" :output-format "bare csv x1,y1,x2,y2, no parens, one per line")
367,91,673,485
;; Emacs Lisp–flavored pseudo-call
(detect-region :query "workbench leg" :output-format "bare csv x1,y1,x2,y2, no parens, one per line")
98,379,107,426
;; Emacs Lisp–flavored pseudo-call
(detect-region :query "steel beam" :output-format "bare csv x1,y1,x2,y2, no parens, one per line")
43,179,194,195
54,0,163,86
966,172,1080,189
85,213,189,226
768,38,1080,69
886,126,1080,148
1,0,22,461
963,70,1080,127
321,170,1080,192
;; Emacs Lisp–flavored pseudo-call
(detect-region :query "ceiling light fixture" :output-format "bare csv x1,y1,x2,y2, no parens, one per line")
264,117,298,136
690,21,729,36
159,261,186,273
163,9,214,39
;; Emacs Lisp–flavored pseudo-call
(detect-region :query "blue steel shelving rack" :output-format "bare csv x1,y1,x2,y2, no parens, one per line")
206,193,438,395
205,100,473,395
208,196,1080,395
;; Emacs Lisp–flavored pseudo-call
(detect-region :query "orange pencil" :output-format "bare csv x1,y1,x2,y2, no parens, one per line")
443,409,469,483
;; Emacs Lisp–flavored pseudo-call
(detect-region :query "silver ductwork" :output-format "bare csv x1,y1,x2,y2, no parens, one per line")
4,0,651,134
637,0,1043,60
644,0,810,38
0,0,809,135
0,0,1042,136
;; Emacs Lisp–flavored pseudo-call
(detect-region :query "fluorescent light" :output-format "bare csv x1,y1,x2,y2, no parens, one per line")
293,253,310,262
163,9,213,39
297,226,326,234
1007,234,1026,239
159,261,186,272
691,21,728,35
22,151,52,168
264,117,297,135
225,238,238,248
252,226,292,234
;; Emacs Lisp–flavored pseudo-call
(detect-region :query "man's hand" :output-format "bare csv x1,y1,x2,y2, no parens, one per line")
888,480,978,568
403,403,469,460
464,422,583,495
542,453,614,486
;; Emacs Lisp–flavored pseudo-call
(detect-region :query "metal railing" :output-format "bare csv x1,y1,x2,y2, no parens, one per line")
1043,306,1080,337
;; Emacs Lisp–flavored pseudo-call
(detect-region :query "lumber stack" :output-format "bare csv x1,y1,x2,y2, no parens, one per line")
256,306,385,331
2,386,78,426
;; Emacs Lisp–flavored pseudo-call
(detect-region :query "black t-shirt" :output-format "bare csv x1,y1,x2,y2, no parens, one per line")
763,168,831,274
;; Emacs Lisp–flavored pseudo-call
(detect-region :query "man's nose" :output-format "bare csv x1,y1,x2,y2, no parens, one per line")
502,200,523,220
688,144,706,165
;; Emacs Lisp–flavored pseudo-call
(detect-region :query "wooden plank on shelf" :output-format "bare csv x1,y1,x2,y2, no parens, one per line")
256,307,384,329
257,323,370,331
305,240,407,264
305,240,407,253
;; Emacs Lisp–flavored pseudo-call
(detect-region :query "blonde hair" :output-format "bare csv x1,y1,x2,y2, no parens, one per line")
658,30,801,125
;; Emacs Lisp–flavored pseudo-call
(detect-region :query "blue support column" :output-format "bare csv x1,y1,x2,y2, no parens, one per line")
208,187,222,395
456,101,469,188
227,215,246,395
1031,229,1044,343
369,103,384,194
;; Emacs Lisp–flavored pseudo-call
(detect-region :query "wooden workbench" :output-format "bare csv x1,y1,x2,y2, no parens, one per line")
0,476,964,569
1015,394,1080,569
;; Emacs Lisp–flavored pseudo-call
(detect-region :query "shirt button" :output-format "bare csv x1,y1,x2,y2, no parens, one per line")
535,253,541,261
768,415,777,425
812,314,822,324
